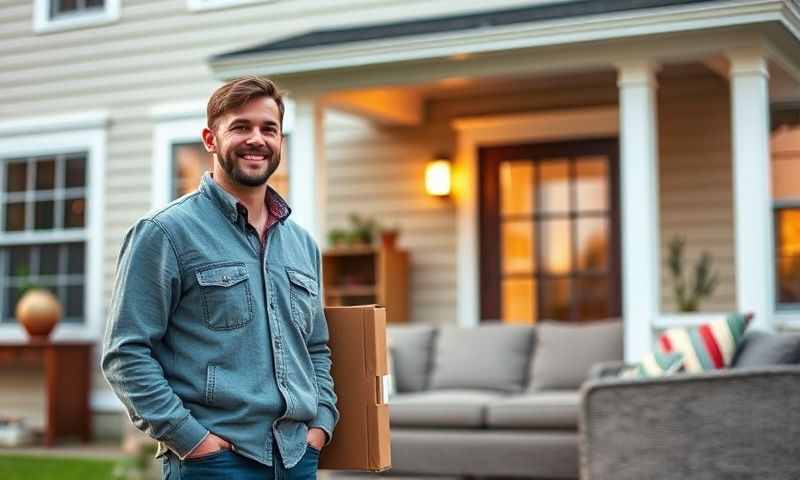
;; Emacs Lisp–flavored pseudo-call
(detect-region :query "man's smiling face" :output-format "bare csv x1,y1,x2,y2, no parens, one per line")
208,96,283,188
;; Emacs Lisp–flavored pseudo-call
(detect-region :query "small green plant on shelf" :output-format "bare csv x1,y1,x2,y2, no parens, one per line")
666,235,718,312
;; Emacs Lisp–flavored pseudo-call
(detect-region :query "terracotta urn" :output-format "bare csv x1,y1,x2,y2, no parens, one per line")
380,230,399,249
15,289,62,340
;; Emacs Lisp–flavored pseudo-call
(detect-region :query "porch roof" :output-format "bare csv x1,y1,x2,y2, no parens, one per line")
213,0,715,61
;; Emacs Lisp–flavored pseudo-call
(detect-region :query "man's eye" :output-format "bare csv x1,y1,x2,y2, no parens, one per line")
232,125,247,131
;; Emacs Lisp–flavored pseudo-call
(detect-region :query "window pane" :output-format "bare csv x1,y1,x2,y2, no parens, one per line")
575,157,608,211
500,161,534,215
173,143,212,199
269,136,290,198
65,285,84,321
577,218,608,272
4,287,19,321
541,219,571,274
55,0,78,14
778,209,800,256
540,278,571,321
502,277,536,324
34,201,55,230
67,243,85,274
777,208,800,304
6,162,27,193
86,0,105,7
35,159,56,191
538,160,569,214
8,246,31,277
64,198,86,228
40,244,60,276
65,156,87,188
502,220,534,274
5,202,26,231
778,257,800,304
577,276,610,320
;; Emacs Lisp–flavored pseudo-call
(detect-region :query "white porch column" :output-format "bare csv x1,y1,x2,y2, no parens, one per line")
288,96,326,245
617,62,660,362
728,49,775,331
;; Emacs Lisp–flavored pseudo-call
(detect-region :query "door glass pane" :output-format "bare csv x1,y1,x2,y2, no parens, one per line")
86,0,105,7
502,220,534,274
502,277,535,324
500,162,534,215
577,276,610,320
5,162,27,193
65,155,87,188
35,159,56,191
34,201,55,230
4,202,26,231
65,285,84,321
538,160,569,213
576,157,608,211
64,198,86,228
541,219,571,274
4,287,18,321
540,278,571,321
577,217,608,272
173,143,212,199
777,208,800,304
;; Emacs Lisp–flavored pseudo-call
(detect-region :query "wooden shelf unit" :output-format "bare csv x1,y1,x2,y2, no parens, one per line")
322,244,409,323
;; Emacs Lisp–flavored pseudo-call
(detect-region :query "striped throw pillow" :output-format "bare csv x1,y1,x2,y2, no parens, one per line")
657,313,752,373
622,351,684,379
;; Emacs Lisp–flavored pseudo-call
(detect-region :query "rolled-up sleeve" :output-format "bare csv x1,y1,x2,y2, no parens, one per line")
101,218,208,457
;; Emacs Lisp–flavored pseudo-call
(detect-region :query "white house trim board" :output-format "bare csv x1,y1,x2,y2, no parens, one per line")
0,116,107,342
210,1,792,79
728,48,776,332
451,107,619,329
288,97,326,245
617,61,660,362
33,0,121,34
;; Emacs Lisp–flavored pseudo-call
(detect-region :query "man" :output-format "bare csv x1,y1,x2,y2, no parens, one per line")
102,76,338,480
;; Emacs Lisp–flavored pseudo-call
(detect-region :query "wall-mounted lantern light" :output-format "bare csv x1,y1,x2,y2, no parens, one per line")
425,157,452,197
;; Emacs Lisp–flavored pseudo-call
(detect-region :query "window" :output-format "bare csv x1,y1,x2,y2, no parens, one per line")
771,124,800,309
34,0,120,34
0,112,105,339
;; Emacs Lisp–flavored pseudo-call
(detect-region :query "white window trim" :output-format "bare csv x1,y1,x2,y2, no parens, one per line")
33,0,121,34
187,0,273,13
0,112,107,341
151,99,295,209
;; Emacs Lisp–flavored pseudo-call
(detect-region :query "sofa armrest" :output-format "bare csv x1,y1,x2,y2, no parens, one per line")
579,366,800,480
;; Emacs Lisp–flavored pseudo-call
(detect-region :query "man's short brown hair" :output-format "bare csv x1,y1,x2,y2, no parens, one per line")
206,75,285,130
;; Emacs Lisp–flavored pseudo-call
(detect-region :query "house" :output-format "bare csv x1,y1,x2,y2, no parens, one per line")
0,0,798,439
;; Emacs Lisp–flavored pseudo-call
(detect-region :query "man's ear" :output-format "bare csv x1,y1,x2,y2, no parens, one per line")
201,127,217,154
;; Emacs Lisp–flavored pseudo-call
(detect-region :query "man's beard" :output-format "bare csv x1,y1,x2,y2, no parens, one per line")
217,145,280,188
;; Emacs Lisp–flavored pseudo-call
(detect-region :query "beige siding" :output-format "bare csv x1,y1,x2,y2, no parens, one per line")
658,72,736,313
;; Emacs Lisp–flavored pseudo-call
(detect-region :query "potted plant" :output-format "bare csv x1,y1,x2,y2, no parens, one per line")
666,235,718,313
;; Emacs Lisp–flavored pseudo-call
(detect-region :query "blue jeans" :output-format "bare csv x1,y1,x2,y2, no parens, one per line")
163,445,320,480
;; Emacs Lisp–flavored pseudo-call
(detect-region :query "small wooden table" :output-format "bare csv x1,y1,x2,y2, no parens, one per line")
0,340,92,446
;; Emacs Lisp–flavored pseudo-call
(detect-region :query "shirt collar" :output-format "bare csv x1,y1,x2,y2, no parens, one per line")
199,172,291,226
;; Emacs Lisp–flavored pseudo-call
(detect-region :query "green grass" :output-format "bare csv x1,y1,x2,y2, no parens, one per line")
0,455,116,480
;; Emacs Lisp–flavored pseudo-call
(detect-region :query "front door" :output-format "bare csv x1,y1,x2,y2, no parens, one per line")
479,139,621,323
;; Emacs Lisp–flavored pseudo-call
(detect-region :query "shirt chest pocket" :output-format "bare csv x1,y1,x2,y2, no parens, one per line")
286,268,318,336
195,263,254,331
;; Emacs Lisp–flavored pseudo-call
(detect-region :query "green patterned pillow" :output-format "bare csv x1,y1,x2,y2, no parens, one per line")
657,312,752,373
622,351,684,379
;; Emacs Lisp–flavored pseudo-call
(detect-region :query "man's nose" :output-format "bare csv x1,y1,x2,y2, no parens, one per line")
245,128,266,146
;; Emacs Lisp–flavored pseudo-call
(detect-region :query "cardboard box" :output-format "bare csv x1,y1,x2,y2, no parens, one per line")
319,305,391,472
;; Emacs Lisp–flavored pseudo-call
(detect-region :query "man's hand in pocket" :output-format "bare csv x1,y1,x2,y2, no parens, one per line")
185,433,231,459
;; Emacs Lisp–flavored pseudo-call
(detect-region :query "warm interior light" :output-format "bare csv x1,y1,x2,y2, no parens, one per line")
425,159,451,196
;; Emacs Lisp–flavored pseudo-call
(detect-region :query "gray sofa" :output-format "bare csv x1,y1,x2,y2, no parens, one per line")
579,329,800,480
385,320,624,479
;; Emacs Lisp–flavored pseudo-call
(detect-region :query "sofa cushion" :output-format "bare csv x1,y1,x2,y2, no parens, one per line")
621,351,684,379
389,390,502,428
387,325,437,393
656,312,750,373
733,330,800,367
529,320,623,391
429,325,535,393
486,391,580,429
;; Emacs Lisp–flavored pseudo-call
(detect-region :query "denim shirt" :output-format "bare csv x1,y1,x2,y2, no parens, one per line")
102,174,339,469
